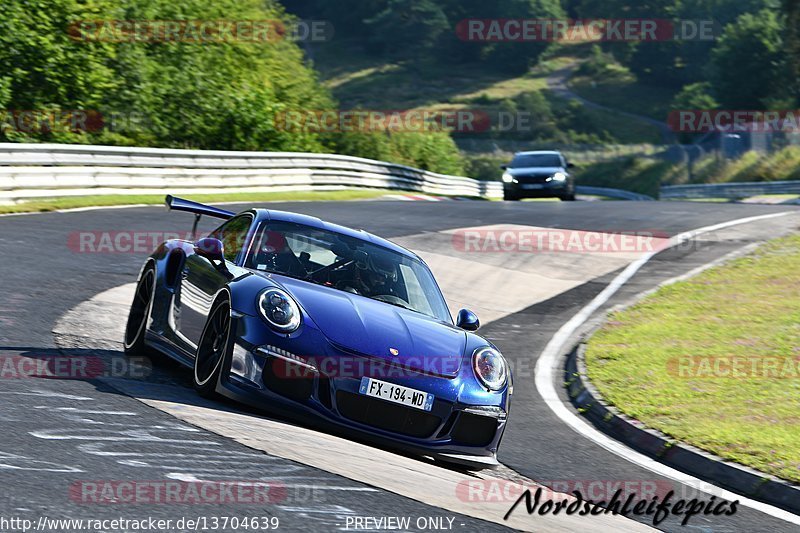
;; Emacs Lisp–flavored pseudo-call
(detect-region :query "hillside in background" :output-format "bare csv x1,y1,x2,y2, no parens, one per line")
2,0,800,191
285,0,800,192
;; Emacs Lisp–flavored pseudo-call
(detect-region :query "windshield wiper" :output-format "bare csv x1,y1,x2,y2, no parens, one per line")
372,297,413,311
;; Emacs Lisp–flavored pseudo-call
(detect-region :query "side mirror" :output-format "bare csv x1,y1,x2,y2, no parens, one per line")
456,309,480,331
500,164,508,170
195,238,227,268
567,162,575,169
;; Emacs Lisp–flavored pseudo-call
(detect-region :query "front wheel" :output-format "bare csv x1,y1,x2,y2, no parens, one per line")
124,267,155,356
193,297,232,398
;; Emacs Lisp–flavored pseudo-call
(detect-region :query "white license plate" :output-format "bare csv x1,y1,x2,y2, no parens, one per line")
522,183,544,189
359,377,434,411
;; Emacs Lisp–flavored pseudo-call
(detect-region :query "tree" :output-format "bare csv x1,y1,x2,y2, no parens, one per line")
282,0,386,36
0,0,120,142
710,10,786,109
671,82,719,111
0,0,335,149
784,0,800,103
576,0,777,88
483,0,565,73
364,0,449,58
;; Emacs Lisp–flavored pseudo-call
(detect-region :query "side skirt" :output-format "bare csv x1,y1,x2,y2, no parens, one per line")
145,330,196,368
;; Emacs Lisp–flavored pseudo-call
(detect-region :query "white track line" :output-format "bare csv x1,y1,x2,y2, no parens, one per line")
534,211,800,525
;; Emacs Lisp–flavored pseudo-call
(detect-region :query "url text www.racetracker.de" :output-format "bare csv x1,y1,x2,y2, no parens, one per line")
0,516,281,532
504,488,739,527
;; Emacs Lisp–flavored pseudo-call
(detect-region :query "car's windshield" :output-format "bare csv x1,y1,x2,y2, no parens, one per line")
510,154,562,168
244,221,452,323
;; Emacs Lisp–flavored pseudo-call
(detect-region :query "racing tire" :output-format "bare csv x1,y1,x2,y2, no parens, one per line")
124,267,156,357
193,296,232,398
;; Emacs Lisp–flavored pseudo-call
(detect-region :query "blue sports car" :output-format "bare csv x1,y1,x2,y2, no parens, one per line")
124,196,512,469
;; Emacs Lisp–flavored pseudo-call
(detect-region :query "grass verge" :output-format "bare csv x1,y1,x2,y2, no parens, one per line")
0,189,409,215
691,147,800,184
585,234,800,483
574,157,684,198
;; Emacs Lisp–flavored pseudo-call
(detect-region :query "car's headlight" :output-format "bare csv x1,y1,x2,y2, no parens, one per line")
472,347,508,391
502,172,514,183
550,171,566,181
258,288,301,333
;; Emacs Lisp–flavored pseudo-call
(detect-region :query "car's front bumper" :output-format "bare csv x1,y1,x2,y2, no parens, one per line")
504,180,570,198
215,313,510,469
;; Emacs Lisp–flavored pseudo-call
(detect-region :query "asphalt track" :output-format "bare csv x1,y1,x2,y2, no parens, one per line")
1,199,799,532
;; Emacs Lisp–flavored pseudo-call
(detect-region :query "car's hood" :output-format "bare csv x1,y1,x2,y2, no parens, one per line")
507,166,564,176
270,275,465,377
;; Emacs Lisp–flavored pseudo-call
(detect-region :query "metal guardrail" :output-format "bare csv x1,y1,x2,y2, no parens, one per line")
5,143,797,203
576,186,655,201
0,143,503,201
661,180,800,199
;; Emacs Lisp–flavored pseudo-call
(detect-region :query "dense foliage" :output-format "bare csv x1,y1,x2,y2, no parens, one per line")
0,0,464,173
3,0,800,177
288,0,799,109
572,0,794,109
286,0,565,72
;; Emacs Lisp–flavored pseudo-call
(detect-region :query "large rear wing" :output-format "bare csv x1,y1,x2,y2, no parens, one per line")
165,195,236,238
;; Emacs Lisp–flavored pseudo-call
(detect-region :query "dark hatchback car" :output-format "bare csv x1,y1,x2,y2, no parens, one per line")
501,150,576,201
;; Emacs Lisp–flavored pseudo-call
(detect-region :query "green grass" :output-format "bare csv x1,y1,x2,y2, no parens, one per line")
576,147,800,199
666,195,799,205
585,235,800,483
743,194,800,203
691,147,800,184
574,157,684,197
669,197,736,203
0,189,404,214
